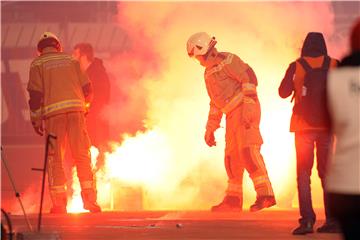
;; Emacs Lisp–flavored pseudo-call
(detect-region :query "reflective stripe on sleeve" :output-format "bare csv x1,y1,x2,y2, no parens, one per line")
221,92,244,114
242,83,256,92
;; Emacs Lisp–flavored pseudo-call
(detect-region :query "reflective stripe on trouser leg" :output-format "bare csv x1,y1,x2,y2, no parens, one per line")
226,181,243,197
243,145,274,197
49,184,67,206
224,144,244,197
67,112,95,191
80,180,95,190
225,106,247,198
45,114,68,207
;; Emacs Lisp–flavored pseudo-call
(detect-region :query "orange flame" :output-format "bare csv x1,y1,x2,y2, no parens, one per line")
67,147,99,213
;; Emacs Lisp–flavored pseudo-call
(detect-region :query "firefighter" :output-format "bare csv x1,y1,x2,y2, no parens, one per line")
27,32,101,213
187,32,276,212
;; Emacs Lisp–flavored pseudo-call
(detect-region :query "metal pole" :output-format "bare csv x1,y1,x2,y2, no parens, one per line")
1,146,33,232
37,134,56,232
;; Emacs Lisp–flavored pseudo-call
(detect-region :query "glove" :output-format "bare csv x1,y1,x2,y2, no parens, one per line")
32,119,44,136
204,130,216,147
242,98,257,127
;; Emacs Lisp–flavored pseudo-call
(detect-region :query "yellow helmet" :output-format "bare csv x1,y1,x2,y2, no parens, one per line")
187,32,217,57
37,31,61,52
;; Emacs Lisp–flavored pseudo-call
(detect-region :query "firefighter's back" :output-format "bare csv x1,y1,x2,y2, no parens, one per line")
30,51,88,118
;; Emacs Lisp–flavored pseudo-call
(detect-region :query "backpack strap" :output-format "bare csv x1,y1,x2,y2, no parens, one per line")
297,58,312,72
321,56,331,70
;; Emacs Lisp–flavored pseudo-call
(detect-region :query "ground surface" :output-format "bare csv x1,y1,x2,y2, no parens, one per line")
6,210,343,240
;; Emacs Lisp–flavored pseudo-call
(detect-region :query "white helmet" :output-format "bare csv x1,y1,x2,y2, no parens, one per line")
187,32,217,57
37,31,61,52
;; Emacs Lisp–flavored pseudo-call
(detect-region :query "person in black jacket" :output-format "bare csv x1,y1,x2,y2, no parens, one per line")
278,33,340,235
73,43,111,169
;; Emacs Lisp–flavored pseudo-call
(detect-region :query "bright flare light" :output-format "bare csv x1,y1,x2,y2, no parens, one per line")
67,147,99,213
105,130,172,185
67,1,337,212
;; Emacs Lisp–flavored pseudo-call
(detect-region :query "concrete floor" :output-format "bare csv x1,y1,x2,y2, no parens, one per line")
6,210,343,240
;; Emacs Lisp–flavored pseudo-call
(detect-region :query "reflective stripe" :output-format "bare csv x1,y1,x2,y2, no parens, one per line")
221,92,244,114
252,176,269,186
243,96,256,104
205,54,234,78
80,180,94,190
42,99,85,116
226,182,242,195
31,55,73,67
30,109,42,120
251,147,274,196
242,83,256,92
50,184,67,193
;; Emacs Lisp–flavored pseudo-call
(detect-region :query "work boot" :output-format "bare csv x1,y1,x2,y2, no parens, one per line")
211,196,242,212
317,221,341,233
81,189,101,213
250,196,276,212
292,222,314,235
50,205,67,214
50,192,67,214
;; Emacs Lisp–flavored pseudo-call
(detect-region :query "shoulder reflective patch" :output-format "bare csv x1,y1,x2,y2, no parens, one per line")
31,55,73,67
205,54,234,78
43,59,71,70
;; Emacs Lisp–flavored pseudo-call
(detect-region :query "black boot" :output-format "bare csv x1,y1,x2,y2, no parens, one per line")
250,196,276,212
81,189,101,213
211,196,242,212
317,221,341,233
292,221,314,235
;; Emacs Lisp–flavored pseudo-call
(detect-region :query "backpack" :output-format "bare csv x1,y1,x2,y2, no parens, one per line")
293,56,331,127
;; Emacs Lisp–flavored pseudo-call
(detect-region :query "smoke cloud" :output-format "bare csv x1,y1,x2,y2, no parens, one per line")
100,1,342,210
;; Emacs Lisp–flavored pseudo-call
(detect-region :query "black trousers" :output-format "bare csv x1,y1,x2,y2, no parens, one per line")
328,193,360,240
295,131,333,223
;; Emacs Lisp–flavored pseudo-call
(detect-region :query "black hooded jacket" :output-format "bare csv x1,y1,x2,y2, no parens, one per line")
85,57,111,147
86,58,110,110
301,32,328,57
279,32,330,99
278,32,337,131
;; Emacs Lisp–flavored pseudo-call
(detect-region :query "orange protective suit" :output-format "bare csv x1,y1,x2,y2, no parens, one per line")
27,48,96,209
204,52,274,199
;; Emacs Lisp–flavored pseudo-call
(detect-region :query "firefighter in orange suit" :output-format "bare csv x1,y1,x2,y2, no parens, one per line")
27,32,101,213
187,32,276,212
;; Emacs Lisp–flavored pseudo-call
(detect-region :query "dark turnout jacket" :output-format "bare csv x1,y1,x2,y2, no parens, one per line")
278,32,338,132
